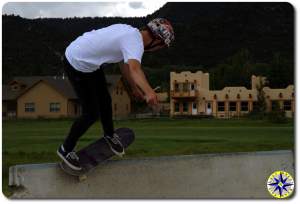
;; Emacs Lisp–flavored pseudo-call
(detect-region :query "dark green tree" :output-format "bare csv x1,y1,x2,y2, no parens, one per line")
247,76,267,119
267,53,294,88
210,48,253,89
255,77,267,114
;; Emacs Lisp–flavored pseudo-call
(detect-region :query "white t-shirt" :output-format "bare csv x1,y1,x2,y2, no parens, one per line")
65,24,144,73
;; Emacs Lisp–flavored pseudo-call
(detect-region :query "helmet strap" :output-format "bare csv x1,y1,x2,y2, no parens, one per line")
144,39,166,51
144,39,156,50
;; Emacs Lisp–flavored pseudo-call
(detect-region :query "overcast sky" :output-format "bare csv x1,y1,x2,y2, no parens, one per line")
2,1,167,19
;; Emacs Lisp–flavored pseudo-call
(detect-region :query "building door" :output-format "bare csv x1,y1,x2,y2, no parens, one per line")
192,102,197,115
206,102,212,115
190,83,195,91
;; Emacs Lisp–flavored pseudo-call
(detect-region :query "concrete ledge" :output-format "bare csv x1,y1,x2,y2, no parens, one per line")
9,150,294,199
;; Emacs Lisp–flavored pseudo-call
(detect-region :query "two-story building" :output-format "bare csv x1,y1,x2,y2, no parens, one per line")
2,75,132,119
170,71,294,118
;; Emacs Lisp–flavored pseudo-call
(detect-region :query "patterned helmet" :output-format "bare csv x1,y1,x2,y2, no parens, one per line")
147,18,175,47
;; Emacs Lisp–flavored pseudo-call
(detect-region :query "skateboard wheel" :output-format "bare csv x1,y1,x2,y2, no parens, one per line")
79,175,87,182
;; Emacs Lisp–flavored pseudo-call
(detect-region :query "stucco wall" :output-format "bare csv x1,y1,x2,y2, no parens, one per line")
111,80,131,119
170,72,294,118
17,82,68,118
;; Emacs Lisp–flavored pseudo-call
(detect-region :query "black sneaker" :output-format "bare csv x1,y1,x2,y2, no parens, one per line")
104,133,125,157
57,145,82,171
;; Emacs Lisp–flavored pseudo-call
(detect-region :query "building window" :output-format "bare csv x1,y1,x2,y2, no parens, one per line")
174,103,180,112
271,101,280,111
217,102,225,112
74,104,78,114
116,88,119,95
13,85,19,91
50,103,60,112
120,87,123,95
175,83,179,92
183,83,188,92
241,101,249,111
283,100,292,111
191,83,196,91
229,102,236,111
253,101,259,111
25,103,35,112
183,102,188,112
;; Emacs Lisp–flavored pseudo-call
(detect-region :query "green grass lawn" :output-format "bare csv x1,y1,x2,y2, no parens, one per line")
2,118,294,197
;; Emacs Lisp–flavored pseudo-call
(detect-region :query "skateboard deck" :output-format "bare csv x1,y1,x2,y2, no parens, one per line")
60,127,135,180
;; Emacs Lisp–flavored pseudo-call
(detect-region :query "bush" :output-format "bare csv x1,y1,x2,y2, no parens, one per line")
266,101,288,123
246,110,266,120
267,110,288,123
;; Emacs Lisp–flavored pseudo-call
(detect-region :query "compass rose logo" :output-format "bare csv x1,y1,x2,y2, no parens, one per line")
267,171,294,198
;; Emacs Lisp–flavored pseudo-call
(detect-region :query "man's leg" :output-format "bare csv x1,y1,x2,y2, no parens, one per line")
94,68,125,156
62,61,100,152
94,68,114,137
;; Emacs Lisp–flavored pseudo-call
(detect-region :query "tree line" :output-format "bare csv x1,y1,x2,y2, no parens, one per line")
2,2,294,90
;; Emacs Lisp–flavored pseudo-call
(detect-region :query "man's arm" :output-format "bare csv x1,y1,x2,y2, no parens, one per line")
120,59,158,106
119,62,138,92
119,62,144,101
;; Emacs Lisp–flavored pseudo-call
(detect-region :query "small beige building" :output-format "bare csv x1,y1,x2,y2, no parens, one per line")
170,71,294,118
2,75,132,119
157,92,170,114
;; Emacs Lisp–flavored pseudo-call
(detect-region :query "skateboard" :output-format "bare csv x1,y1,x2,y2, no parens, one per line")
60,127,135,181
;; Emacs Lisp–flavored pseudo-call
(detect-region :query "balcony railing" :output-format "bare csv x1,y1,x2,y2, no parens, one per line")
170,90,199,98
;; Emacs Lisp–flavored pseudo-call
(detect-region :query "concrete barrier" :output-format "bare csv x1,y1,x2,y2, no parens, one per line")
8,150,294,199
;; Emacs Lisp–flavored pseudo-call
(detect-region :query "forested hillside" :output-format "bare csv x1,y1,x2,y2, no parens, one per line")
2,2,294,90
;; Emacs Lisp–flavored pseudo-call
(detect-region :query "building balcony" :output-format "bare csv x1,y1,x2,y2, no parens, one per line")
170,90,199,98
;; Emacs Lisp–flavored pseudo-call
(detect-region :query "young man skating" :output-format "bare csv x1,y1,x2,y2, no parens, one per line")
57,18,175,170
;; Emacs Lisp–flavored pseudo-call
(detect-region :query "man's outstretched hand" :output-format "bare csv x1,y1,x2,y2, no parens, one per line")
145,90,158,106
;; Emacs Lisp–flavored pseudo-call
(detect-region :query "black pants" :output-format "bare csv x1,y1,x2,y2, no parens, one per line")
63,58,114,152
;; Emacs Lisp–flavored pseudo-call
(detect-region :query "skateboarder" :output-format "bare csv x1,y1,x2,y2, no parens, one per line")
57,18,175,171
